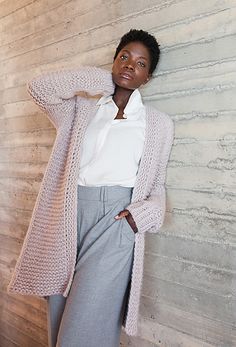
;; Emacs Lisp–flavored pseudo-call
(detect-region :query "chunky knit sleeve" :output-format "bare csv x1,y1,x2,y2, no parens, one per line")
126,114,174,234
27,66,114,129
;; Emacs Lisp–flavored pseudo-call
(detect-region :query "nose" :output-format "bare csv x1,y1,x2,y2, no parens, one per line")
125,62,134,71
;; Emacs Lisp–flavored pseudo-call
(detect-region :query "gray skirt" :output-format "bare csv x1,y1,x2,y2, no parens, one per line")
46,184,135,347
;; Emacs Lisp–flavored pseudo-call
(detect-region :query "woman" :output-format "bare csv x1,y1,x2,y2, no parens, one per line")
7,29,174,346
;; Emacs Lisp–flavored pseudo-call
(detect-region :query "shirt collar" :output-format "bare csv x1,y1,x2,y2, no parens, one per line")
96,89,145,119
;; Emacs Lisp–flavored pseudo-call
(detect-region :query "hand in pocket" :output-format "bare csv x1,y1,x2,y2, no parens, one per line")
114,209,138,233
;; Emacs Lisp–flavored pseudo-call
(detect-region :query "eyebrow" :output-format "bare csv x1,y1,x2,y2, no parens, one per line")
121,49,148,61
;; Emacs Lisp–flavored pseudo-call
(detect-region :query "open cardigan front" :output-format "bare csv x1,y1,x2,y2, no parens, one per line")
7,66,174,336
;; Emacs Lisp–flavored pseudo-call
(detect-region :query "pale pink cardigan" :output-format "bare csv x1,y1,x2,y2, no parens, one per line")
7,66,174,336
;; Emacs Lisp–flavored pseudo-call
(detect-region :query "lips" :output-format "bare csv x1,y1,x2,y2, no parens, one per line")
119,72,133,80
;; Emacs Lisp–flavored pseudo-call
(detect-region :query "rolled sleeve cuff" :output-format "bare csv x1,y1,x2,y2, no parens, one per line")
126,202,164,234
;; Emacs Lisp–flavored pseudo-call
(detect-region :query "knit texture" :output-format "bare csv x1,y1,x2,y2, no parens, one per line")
7,66,174,336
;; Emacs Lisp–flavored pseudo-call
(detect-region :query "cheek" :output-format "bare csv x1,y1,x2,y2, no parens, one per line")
138,70,149,82
112,59,121,70
112,65,119,77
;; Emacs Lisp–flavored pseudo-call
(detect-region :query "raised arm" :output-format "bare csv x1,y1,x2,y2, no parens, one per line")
27,66,114,129
125,113,174,234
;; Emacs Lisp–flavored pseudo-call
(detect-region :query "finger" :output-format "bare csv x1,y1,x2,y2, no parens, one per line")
114,210,128,219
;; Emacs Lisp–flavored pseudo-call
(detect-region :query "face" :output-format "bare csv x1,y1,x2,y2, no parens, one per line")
112,41,151,90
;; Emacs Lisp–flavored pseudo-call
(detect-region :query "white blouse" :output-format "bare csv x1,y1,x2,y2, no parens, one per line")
77,88,146,187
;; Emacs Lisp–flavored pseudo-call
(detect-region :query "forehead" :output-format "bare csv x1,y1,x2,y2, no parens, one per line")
120,41,150,60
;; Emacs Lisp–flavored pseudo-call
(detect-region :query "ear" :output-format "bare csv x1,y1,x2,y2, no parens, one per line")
143,73,152,85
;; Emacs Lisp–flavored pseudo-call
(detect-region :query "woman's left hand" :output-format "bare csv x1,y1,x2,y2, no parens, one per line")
114,209,138,233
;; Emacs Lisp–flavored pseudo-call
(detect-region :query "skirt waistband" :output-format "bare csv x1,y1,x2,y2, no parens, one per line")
77,184,134,201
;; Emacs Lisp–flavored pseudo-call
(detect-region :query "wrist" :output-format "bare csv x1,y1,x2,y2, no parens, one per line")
125,213,138,233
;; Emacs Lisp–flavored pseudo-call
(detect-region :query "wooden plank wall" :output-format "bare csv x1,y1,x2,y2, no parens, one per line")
0,0,235,346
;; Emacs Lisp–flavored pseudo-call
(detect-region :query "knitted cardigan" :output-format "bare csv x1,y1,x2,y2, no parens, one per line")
7,66,174,336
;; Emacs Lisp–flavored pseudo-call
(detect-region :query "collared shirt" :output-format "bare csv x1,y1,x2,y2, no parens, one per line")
77,88,146,187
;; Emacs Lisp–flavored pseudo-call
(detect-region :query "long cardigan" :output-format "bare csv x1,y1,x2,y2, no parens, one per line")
7,66,174,336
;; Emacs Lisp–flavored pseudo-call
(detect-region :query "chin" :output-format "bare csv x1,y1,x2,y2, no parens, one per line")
114,80,136,91
112,74,135,90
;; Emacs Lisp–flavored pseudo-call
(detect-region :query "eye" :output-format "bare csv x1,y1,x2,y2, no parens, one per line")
138,61,146,68
120,54,128,60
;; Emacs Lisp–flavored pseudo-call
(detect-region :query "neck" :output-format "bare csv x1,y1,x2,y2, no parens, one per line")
112,86,135,111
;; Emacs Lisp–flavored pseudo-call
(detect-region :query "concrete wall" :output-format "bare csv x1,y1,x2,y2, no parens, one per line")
1,0,235,346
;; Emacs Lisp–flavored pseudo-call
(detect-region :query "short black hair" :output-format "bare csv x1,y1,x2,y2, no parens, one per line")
113,29,160,75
